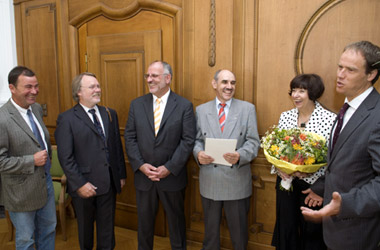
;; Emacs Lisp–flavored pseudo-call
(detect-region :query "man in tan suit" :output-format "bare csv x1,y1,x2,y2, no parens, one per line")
0,66,56,249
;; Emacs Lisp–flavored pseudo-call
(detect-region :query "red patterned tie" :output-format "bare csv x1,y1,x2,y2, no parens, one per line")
219,103,226,132
332,102,349,151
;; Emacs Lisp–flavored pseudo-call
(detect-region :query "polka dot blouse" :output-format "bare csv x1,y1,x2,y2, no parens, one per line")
276,101,337,184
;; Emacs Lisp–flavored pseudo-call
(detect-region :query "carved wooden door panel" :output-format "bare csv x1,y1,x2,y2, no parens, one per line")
83,29,167,235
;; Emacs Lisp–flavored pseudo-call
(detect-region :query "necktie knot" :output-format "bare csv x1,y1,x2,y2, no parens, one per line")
340,103,350,116
89,109,96,115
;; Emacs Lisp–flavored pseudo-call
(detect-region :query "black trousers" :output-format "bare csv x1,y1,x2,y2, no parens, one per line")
72,184,116,250
136,184,186,250
201,195,251,250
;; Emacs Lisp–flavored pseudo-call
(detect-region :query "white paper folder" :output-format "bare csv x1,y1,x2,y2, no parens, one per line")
205,138,237,166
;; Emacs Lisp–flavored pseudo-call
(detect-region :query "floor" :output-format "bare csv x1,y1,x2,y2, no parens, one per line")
0,216,202,250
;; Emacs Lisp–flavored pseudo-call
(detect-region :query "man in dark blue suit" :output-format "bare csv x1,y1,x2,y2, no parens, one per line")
125,61,196,250
302,41,380,250
55,72,126,249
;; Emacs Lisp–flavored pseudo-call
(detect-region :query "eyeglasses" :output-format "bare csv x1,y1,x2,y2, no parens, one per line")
81,84,101,90
143,74,167,79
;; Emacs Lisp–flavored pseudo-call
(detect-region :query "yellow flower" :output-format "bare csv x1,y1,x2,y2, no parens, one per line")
270,145,279,154
293,144,303,150
304,157,315,165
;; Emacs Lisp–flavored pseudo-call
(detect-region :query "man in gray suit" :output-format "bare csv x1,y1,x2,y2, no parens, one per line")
0,66,56,249
193,69,260,250
301,41,380,250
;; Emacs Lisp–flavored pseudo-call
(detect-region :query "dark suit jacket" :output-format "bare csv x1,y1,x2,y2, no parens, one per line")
55,104,126,197
124,91,196,192
312,89,380,250
0,101,50,211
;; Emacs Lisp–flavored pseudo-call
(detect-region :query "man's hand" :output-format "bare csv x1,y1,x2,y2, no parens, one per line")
302,188,323,207
197,151,214,165
34,150,48,167
301,191,342,223
77,182,97,198
120,179,126,189
153,166,171,179
139,163,159,181
223,152,240,165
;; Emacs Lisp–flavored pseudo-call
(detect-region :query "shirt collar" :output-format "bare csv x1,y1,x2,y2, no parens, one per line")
80,103,100,114
215,97,232,109
10,98,30,115
345,86,373,110
153,89,171,104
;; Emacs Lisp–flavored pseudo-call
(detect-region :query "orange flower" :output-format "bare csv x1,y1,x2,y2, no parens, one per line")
299,133,307,141
280,155,289,162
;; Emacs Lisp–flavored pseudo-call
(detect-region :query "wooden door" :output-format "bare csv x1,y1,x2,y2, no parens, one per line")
80,22,169,236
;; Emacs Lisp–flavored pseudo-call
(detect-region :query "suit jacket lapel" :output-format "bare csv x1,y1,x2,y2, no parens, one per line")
160,92,177,132
143,94,154,133
205,100,222,138
330,89,378,163
31,104,50,150
74,104,100,136
223,98,239,138
98,106,109,139
6,100,39,144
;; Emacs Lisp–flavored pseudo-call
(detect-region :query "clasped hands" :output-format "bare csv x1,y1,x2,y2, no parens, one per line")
197,150,240,165
139,163,170,181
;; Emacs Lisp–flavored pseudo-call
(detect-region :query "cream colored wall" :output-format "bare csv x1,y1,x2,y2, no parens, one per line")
0,0,17,106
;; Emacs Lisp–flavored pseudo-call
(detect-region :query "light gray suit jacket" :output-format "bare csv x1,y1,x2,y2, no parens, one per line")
0,100,50,212
193,98,260,201
312,89,380,250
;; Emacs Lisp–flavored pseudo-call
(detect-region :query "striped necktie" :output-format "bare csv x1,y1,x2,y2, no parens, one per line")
219,103,226,132
154,98,162,136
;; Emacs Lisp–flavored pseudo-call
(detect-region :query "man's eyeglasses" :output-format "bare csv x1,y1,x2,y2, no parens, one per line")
143,74,167,79
81,84,101,90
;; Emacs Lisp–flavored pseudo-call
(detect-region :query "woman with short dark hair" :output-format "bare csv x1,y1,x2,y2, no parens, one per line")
271,74,336,250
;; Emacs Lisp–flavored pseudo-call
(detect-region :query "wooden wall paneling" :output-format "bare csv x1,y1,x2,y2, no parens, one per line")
15,0,62,142
86,30,166,234
14,3,24,65
255,0,326,135
297,0,380,112
68,0,183,237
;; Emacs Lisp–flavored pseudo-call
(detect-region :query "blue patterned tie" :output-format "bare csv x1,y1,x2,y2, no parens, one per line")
88,109,106,144
89,109,109,162
27,109,51,173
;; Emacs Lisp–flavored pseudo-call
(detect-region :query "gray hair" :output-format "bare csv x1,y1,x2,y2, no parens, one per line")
72,72,97,102
150,61,173,82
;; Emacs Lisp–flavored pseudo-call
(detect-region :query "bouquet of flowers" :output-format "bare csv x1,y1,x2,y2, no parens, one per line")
261,126,328,176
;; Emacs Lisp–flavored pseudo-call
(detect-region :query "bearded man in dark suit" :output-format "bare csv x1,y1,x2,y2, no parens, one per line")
55,72,126,249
